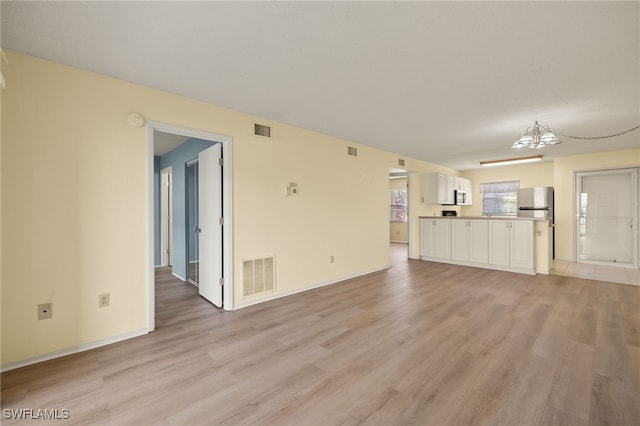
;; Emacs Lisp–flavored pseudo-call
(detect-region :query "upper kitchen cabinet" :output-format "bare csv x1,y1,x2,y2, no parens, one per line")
455,177,473,205
423,173,455,205
422,173,472,205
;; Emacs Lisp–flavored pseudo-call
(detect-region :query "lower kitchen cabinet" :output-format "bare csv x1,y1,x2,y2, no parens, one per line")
421,217,535,275
420,218,451,259
509,220,535,270
488,220,534,272
451,219,488,263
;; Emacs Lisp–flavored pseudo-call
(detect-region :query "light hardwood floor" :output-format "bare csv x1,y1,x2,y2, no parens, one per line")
2,244,639,425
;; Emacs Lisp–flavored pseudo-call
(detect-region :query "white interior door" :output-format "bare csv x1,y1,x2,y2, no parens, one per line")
198,144,223,307
576,168,638,266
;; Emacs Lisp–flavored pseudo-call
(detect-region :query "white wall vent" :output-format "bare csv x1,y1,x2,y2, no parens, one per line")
348,146,358,156
243,256,276,297
254,123,271,138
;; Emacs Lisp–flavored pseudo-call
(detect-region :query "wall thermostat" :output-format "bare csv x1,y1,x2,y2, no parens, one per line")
285,182,299,196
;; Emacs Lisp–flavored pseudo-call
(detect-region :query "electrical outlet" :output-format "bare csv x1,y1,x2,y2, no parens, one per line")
330,255,335,263
38,303,52,320
98,293,110,308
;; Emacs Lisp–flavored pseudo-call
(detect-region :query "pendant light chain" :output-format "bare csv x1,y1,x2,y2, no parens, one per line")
556,124,640,140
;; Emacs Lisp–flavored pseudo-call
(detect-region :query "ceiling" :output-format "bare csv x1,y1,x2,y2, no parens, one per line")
2,1,638,170
153,131,189,156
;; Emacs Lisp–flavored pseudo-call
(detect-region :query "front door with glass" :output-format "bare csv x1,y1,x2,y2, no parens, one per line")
576,168,638,266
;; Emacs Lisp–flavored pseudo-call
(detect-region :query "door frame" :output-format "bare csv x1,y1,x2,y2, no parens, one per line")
147,121,234,332
389,168,414,258
574,167,638,267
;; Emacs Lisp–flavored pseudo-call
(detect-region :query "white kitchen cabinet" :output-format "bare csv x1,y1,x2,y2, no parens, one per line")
454,177,473,206
420,218,436,257
445,175,456,204
488,220,534,271
421,217,536,275
462,178,473,205
420,218,451,259
488,220,510,266
452,219,488,263
423,173,455,205
510,220,535,269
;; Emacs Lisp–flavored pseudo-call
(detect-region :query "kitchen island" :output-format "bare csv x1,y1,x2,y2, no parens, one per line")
418,216,553,275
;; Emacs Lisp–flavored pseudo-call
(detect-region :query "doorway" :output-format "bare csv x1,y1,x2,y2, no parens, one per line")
575,168,638,267
389,168,410,261
147,122,234,332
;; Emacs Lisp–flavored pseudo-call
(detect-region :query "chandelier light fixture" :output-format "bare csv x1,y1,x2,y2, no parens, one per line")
512,121,561,149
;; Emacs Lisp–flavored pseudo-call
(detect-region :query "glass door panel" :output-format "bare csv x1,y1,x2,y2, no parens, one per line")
576,168,637,265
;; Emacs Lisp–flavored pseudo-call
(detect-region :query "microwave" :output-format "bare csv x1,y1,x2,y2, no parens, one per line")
455,190,467,205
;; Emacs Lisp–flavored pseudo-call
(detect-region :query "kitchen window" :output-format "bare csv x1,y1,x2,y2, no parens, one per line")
390,189,407,222
480,181,519,215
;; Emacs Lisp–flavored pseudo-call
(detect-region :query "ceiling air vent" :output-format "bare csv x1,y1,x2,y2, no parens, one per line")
254,123,271,138
347,147,358,156
398,159,405,167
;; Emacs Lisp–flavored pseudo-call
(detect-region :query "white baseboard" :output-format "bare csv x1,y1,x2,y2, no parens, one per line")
420,256,536,276
1,329,148,372
390,240,408,244
172,272,186,281
234,265,391,310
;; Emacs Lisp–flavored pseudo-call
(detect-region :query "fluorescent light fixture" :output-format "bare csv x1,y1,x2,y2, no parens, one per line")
480,155,543,167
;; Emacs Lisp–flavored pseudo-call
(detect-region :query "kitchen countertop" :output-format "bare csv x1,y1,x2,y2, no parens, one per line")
419,215,551,221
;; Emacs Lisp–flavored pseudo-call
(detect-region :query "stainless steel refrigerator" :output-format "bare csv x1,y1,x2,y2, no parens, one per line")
517,187,554,258
517,187,554,221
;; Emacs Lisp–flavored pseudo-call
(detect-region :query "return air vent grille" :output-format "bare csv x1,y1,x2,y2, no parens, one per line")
243,256,276,297
398,159,405,167
348,146,358,156
254,123,271,138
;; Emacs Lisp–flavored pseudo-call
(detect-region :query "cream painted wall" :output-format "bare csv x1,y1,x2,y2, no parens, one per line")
460,162,555,217
553,149,640,261
389,177,408,242
2,52,149,365
1,51,458,366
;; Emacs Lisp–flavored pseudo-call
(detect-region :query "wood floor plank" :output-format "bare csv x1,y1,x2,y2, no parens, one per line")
589,373,640,426
1,244,638,425
547,340,595,421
